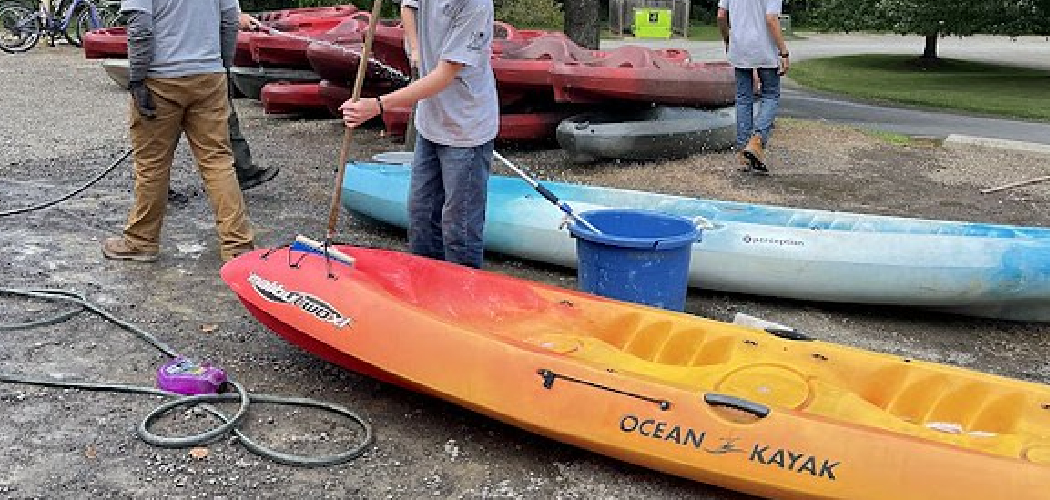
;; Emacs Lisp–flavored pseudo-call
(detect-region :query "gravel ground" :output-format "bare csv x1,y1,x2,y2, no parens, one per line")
3,47,1050,500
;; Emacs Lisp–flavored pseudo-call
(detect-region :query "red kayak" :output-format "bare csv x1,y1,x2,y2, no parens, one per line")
317,79,397,116
87,27,255,66
306,34,412,87
492,37,691,106
260,82,333,116
550,46,735,107
491,34,601,92
370,20,528,75
250,16,369,69
221,241,1050,500
256,5,358,23
381,106,573,142
83,27,127,59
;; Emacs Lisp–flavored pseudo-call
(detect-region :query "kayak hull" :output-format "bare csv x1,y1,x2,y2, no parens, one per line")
229,66,321,101
556,106,736,163
341,162,1050,321
222,245,1050,500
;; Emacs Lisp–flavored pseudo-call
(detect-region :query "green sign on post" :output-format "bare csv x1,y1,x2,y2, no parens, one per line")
633,7,673,38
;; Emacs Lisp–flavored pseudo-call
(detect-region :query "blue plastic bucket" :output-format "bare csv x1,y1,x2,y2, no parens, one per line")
568,209,700,311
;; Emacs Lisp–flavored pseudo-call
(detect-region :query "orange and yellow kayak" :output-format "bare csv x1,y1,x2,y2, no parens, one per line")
221,242,1050,499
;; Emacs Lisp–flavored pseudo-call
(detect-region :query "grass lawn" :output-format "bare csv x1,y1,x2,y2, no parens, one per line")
790,54,1050,121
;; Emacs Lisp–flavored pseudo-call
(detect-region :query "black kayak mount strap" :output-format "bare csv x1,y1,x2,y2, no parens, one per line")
537,369,672,411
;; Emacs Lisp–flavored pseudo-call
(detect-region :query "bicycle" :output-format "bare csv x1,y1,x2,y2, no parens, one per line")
0,0,105,53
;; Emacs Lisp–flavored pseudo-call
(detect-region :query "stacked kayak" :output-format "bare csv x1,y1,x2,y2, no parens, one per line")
381,106,574,142
250,15,373,69
341,162,1050,321
230,66,321,101
84,26,255,66
260,82,331,116
305,32,412,88
82,27,127,59
491,35,689,96
556,106,736,163
255,4,358,23
550,45,735,107
222,242,1050,500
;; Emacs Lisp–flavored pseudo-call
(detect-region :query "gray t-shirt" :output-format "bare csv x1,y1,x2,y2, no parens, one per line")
402,0,499,147
718,0,782,69
121,0,238,78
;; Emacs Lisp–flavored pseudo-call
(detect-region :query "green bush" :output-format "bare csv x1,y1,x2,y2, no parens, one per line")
495,0,563,30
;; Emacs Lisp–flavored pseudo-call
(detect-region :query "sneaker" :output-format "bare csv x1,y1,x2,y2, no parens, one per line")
237,166,279,191
736,151,754,173
102,237,158,262
742,135,767,174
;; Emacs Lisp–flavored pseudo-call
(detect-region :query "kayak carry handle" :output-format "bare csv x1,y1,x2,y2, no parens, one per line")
534,183,560,206
704,393,770,419
764,327,814,342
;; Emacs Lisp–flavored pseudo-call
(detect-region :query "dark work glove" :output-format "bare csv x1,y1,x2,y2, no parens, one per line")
129,80,156,119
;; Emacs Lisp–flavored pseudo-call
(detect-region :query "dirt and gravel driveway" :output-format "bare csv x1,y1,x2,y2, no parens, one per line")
2,47,1050,500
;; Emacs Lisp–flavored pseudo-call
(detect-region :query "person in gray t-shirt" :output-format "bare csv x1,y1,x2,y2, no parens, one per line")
342,0,499,269
717,0,790,174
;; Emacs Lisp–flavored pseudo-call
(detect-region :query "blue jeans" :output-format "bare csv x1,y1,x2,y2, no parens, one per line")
407,135,493,269
734,67,781,149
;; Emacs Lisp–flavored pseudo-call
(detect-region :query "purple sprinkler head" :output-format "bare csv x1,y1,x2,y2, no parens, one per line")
156,357,228,395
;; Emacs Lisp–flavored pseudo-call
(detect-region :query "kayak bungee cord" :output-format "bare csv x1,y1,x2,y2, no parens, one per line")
0,149,132,218
0,287,373,467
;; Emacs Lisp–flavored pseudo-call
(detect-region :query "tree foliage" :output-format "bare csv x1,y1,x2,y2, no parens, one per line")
494,0,563,29
810,0,1050,58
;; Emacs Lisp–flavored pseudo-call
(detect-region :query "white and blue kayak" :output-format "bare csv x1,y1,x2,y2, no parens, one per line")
343,161,1050,321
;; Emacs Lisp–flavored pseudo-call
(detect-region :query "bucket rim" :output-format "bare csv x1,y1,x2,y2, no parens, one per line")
567,208,700,250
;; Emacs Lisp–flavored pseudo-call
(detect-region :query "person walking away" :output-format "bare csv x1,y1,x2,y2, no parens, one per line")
717,0,790,174
231,13,279,190
341,0,498,269
167,12,276,205
105,0,255,262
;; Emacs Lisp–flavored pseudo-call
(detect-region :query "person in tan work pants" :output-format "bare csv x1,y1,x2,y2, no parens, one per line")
104,73,254,262
104,0,251,263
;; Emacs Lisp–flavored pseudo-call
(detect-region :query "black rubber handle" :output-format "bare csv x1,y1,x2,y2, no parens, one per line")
704,393,770,418
534,184,560,205
765,327,813,341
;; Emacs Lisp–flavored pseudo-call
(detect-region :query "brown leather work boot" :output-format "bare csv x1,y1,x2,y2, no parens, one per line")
221,244,256,263
742,134,768,174
102,237,159,262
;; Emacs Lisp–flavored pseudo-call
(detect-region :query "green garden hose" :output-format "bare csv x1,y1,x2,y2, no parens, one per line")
0,287,374,467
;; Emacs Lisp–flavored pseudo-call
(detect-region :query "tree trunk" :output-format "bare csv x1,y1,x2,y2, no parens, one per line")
922,33,938,59
564,0,600,49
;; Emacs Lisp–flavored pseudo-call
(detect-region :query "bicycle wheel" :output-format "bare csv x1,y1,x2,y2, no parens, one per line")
65,5,98,47
0,4,41,53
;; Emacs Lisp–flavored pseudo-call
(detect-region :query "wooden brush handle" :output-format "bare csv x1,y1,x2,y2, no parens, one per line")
327,0,384,240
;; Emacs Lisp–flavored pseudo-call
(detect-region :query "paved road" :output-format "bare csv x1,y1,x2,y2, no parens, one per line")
602,34,1050,145
778,87,1050,146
